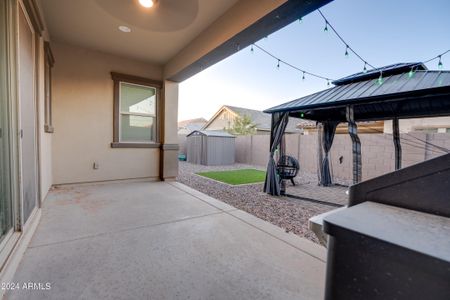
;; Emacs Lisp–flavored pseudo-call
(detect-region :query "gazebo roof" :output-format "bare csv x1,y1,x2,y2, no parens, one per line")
265,63,450,122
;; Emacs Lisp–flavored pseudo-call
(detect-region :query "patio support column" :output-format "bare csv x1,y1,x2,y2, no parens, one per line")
393,117,402,170
346,105,362,184
159,80,180,180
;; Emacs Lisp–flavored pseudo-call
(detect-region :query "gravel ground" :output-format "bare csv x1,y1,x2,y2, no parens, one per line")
177,162,346,243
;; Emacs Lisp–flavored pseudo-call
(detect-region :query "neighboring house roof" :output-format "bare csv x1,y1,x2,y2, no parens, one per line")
187,130,235,138
178,118,207,128
203,105,301,133
178,118,208,135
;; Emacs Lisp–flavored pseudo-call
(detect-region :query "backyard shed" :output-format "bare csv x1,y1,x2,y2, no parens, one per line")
186,130,236,165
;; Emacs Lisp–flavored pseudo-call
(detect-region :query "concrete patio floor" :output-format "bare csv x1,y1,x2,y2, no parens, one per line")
7,181,326,300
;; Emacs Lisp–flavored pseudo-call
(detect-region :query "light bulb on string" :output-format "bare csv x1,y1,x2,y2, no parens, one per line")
344,45,349,58
327,79,330,86
377,72,383,85
298,17,303,24
302,72,306,81
363,62,368,73
250,45,254,53
277,59,280,69
408,67,415,78
324,21,328,33
438,56,443,69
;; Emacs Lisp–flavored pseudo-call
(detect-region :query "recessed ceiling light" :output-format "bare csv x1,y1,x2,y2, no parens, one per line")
139,0,155,8
118,26,131,33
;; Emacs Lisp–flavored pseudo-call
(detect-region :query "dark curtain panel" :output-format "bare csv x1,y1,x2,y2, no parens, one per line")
264,112,289,196
319,120,339,186
346,106,362,184
393,117,402,170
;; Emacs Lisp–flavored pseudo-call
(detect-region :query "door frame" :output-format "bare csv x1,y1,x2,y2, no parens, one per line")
16,0,39,228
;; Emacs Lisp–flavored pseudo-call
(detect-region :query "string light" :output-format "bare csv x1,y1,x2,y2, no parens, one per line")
408,67,415,78
318,9,376,73
323,21,329,33
377,72,383,85
406,49,449,71
248,9,450,88
251,43,333,85
438,55,443,69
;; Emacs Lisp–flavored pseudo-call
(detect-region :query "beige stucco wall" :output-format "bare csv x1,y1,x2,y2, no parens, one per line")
37,37,52,200
52,42,163,184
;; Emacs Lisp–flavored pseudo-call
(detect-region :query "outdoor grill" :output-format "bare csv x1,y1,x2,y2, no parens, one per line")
321,153,450,300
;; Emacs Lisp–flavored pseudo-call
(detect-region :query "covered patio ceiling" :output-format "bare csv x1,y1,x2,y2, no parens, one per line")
38,0,333,81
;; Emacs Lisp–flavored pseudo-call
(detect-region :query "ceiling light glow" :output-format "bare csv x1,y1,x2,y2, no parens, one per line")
118,26,131,33
139,0,154,8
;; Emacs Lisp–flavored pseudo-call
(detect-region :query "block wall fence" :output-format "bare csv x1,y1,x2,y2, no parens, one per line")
179,132,450,183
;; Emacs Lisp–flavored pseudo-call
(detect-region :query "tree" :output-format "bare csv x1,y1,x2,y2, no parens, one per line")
227,114,257,135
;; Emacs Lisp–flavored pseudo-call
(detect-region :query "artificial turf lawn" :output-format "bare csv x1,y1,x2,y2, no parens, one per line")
196,169,266,185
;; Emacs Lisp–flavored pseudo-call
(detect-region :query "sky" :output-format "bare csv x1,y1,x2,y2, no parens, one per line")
178,0,450,122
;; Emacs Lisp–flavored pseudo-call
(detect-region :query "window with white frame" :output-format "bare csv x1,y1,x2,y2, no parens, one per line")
111,72,161,148
119,82,156,142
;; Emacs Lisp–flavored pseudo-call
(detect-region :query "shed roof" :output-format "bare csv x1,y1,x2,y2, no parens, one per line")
265,66,450,122
187,130,236,138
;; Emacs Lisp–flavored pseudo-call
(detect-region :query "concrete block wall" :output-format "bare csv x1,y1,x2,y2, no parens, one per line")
235,133,450,183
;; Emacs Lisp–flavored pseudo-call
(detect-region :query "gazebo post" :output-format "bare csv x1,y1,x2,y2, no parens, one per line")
392,117,402,170
346,105,362,184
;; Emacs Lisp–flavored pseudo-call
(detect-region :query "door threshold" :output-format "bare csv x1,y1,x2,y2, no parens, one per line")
0,208,41,299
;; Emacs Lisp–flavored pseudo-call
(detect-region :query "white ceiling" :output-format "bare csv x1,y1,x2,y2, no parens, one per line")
39,0,240,65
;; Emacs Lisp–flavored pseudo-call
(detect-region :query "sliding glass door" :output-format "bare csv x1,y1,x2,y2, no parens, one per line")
0,0,14,244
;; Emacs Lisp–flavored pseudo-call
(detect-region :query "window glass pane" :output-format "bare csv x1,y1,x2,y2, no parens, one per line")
0,0,13,242
120,115,155,142
120,82,155,115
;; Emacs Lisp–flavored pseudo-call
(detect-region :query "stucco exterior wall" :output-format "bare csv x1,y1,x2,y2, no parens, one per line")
52,42,163,184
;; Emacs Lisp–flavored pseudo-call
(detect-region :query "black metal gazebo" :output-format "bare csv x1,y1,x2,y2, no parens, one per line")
263,63,450,195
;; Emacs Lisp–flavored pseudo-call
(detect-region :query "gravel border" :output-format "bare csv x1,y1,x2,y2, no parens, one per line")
177,162,343,244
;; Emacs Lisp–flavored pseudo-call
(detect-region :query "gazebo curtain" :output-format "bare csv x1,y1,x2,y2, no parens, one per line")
264,112,289,196
319,120,340,186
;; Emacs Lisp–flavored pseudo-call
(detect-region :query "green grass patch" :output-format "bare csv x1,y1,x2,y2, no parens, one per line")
197,169,266,185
